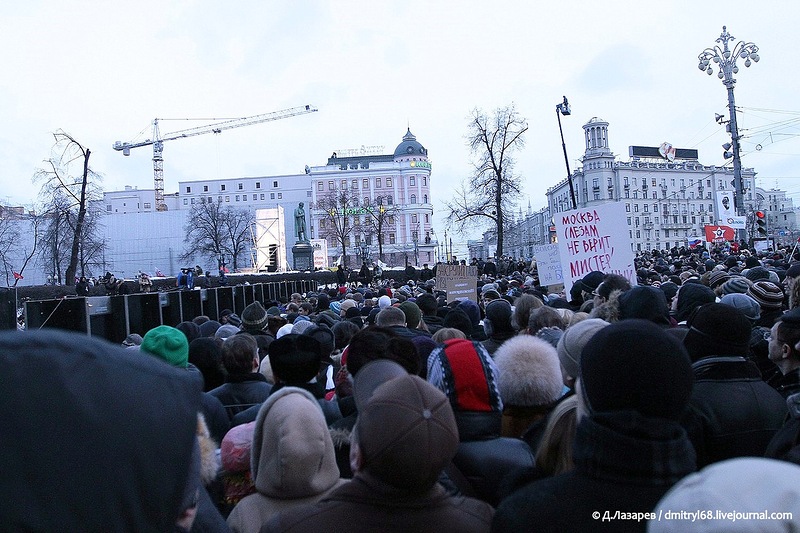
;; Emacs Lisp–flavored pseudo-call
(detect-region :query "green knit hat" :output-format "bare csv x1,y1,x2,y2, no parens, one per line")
141,325,189,368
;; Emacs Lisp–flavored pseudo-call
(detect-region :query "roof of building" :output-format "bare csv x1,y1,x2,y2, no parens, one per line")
393,129,428,158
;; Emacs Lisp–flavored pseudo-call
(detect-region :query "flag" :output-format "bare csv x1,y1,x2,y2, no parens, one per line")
687,238,703,249
377,259,387,269
704,225,735,243
12,272,23,280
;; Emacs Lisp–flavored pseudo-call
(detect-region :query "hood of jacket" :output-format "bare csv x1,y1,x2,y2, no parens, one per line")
0,329,200,532
251,386,340,498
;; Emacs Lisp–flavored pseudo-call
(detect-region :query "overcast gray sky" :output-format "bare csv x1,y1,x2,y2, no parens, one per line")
2,1,799,244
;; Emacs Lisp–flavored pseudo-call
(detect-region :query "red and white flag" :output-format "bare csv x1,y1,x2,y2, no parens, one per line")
704,225,735,243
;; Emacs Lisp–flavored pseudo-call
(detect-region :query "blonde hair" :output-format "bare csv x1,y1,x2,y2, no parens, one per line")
431,327,467,343
535,395,578,477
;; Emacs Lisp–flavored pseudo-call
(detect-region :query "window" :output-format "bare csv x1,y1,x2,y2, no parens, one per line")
191,198,195,204
183,199,188,205
423,194,428,204
425,214,429,223
186,186,191,193
410,177,416,186
235,195,240,201
352,180,357,189
386,177,392,187
106,205,112,212
208,197,212,203
363,178,369,188
144,203,151,209
273,181,278,188
317,182,324,191
253,194,258,200
203,185,208,192
260,194,265,200
364,197,369,205
652,178,656,186
410,195,416,204
376,178,382,188
388,216,395,225
625,204,631,212
238,183,243,190
221,184,226,191
423,177,427,186
218,196,223,202
389,233,396,244
341,180,347,189
277,193,282,199
225,196,230,202
387,197,393,205
256,182,261,189
270,193,275,199
328,181,334,190
412,214,418,223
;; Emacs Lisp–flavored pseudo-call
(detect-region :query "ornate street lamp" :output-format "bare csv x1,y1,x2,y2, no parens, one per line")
698,26,759,217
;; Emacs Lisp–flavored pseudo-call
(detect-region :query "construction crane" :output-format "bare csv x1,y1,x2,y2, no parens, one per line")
113,105,318,211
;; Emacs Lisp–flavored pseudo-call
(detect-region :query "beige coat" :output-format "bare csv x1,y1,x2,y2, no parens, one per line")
227,387,344,533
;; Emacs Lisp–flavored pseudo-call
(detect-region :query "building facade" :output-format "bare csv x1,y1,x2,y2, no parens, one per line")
308,129,437,267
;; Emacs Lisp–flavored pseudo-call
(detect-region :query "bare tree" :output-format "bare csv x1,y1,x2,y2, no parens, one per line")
221,207,255,271
34,131,102,285
362,195,398,261
446,104,527,257
182,199,228,269
315,187,362,267
37,192,75,284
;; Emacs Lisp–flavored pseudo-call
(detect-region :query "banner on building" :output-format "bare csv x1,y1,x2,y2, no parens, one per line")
436,264,478,302
554,202,637,297
704,225,735,243
532,243,563,286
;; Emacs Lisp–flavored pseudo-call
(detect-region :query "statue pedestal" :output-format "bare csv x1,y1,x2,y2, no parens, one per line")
292,242,314,271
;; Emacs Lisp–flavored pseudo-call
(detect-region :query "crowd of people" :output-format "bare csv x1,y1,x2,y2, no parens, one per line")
5,242,800,531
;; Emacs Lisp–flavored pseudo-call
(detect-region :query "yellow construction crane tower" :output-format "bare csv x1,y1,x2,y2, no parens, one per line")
113,105,318,211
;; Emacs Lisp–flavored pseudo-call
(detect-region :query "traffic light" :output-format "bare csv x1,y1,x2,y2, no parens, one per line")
755,211,767,236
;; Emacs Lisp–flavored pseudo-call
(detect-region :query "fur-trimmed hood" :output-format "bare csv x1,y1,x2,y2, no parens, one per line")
589,289,622,323
196,413,219,486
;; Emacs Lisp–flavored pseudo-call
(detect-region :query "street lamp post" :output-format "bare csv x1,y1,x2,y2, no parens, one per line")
556,96,576,210
698,26,759,218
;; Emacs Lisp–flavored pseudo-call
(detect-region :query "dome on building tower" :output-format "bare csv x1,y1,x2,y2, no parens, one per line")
393,129,427,158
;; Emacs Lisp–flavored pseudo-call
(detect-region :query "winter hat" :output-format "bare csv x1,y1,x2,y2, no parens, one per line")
786,262,800,279
122,333,143,347
718,293,761,322
721,276,750,295
276,323,294,338
427,338,503,413
494,335,563,407
745,266,771,282
556,318,609,380
535,326,564,348
214,324,239,341
650,458,800,533
241,301,269,331
659,281,679,302
268,334,322,385
176,321,201,344
675,283,716,323
198,320,221,338
399,301,423,329
483,299,514,336
251,387,340,498
481,282,498,295
291,319,317,336
580,319,693,420
378,295,391,309
339,299,357,314
579,271,605,294
141,325,190,368
302,324,335,363
266,306,281,316
618,286,671,327
354,360,459,490
745,256,761,269
683,303,751,361
456,299,482,329
747,281,784,311
707,270,731,289
226,313,242,328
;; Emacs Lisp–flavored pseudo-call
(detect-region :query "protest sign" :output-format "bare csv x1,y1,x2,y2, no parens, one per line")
532,243,563,286
554,202,636,296
436,263,478,302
